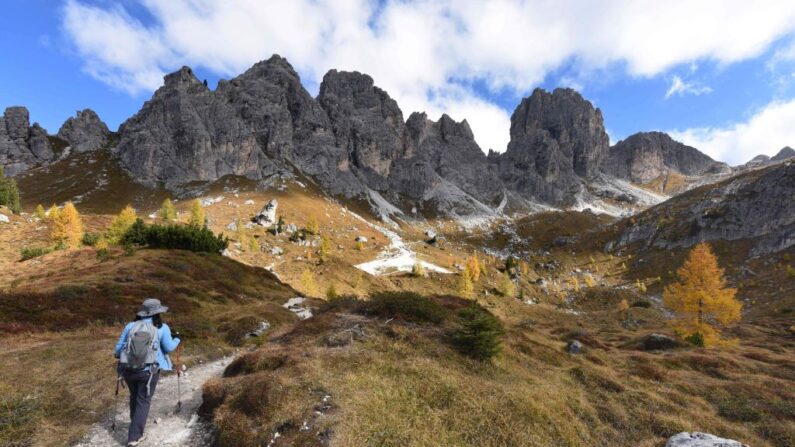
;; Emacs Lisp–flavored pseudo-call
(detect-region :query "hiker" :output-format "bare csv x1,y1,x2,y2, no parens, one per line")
114,298,181,446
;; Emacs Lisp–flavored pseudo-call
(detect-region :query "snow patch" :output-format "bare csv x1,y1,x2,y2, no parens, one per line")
355,223,451,276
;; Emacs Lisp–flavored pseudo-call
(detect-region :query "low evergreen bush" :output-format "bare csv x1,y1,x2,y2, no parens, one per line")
365,292,446,324
121,218,228,253
449,305,504,360
20,246,53,261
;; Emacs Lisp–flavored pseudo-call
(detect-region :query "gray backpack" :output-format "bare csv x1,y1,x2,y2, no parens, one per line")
120,320,159,370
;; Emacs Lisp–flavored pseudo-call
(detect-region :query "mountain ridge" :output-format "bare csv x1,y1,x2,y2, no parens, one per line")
1,55,749,219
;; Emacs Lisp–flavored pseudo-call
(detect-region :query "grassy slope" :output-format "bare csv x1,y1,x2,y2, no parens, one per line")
202,293,795,447
0,246,300,446
2,156,794,446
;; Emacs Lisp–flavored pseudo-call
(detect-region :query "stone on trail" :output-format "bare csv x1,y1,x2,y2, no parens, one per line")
666,432,748,447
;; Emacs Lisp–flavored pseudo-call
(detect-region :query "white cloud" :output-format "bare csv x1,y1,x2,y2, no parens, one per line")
665,75,712,98
669,99,795,165
61,0,795,154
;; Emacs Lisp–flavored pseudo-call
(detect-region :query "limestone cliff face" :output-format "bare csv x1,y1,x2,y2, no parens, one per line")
115,57,358,196
492,88,609,206
603,131,729,183
114,58,505,214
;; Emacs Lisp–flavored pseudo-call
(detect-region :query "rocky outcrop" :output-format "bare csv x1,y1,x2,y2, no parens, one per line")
389,113,504,209
603,132,729,183
115,58,505,216
116,58,357,196
253,200,278,227
318,70,405,187
610,160,795,256
492,88,609,205
666,432,747,447
0,106,54,176
57,109,111,153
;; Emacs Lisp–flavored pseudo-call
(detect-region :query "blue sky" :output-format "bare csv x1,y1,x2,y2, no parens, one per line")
3,0,795,165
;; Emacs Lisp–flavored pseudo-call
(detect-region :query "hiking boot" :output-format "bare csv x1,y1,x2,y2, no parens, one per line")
127,434,146,446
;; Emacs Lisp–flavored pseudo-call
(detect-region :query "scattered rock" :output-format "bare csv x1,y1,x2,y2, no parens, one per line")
283,297,313,320
567,340,583,354
355,236,368,243
226,221,237,231
200,196,224,206
0,214,8,223
324,324,366,347
254,199,278,227
244,199,255,205
270,246,284,255
665,432,748,447
245,321,271,338
553,235,575,247
643,333,681,351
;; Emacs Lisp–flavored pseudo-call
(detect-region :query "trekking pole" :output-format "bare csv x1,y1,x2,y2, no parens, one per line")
111,375,122,431
175,341,183,412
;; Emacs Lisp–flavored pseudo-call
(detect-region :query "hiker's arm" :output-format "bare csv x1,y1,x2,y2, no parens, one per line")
160,324,181,354
114,324,131,357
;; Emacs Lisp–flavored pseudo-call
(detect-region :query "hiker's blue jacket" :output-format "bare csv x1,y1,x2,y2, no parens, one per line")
114,318,181,371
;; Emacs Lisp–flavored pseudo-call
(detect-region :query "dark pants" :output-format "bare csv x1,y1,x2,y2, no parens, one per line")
122,368,160,443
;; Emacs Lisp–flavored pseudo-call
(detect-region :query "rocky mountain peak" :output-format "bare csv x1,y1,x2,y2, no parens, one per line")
508,87,608,179
0,106,54,176
318,69,405,179
57,109,111,153
771,146,795,162
603,131,728,184
163,66,205,91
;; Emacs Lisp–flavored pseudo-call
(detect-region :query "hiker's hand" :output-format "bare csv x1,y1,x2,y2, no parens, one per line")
173,331,181,338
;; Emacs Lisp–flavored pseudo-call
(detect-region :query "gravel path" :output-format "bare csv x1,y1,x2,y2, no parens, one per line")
74,358,229,447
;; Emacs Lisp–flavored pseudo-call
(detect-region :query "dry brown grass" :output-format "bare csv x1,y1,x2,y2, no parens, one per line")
0,247,302,446
202,292,795,447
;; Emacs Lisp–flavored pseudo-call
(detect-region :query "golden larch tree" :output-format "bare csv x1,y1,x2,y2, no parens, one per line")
465,255,482,282
188,199,205,227
52,202,84,249
318,235,332,264
306,215,320,235
34,204,45,219
106,205,137,244
458,267,474,298
47,204,59,220
663,242,741,345
301,269,319,297
159,198,177,221
498,272,515,298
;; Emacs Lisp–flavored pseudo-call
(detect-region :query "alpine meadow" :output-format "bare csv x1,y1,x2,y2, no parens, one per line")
1,1,794,447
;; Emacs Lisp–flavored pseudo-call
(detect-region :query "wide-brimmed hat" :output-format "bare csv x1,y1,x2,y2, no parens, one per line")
137,298,168,317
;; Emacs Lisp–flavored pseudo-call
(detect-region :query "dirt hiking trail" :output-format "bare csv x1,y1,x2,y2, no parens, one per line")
74,358,229,447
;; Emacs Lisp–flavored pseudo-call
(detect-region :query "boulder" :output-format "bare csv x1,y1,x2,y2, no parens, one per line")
254,199,278,227
643,333,681,351
567,340,583,354
0,213,8,223
665,432,748,447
